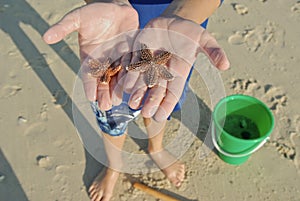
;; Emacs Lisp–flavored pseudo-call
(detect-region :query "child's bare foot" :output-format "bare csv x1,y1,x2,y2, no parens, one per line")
88,168,119,201
149,149,185,187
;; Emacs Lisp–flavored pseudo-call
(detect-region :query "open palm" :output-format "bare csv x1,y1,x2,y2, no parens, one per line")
43,2,139,110
122,16,230,121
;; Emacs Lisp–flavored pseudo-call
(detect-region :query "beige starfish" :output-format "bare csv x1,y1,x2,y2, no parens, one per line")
88,58,121,84
126,44,174,88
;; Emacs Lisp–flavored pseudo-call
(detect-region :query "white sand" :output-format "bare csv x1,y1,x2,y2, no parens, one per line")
0,0,299,200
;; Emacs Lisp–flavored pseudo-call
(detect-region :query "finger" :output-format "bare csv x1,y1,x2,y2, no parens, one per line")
141,80,167,118
80,60,97,101
97,83,112,111
83,76,97,102
110,69,125,106
122,46,141,94
43,9,80,44
199,30,230,71
111,52,132,105
128,74,148,109
153,77,186,122
123,71,140,94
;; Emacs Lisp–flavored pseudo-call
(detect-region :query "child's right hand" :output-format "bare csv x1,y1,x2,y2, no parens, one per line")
43,2,139,110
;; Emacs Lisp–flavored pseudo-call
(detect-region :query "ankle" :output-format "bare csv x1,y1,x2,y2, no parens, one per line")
148,147,164,154
105,167,121,176
108,161,123,171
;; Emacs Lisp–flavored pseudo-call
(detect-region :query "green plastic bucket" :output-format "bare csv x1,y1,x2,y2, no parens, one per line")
212,94,274,165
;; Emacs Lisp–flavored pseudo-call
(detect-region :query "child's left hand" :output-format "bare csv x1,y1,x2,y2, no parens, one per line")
120,16,230,121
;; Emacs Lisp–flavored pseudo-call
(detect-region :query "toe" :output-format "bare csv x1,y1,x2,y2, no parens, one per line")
177,172,185,181
174,180,182,187
89,183,96,193
96,190,104,201
179,164,185,170
89,189,95,198
91,193,98,201
169,176,180,187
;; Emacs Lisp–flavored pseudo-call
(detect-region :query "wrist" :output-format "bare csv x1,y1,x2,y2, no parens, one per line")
162,0,220,24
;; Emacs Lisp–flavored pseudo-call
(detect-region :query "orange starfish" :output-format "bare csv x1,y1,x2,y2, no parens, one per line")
126,44,174,88
88,58,121,84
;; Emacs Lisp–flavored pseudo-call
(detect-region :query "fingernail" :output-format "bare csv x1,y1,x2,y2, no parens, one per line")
85,91,96,102
130,94,143,108
98,97,111,111
44,32,57,43
149,106,158,117
134,96,142,103
149,95,156,102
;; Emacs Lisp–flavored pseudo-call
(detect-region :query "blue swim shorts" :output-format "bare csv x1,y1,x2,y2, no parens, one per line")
91,100,141,136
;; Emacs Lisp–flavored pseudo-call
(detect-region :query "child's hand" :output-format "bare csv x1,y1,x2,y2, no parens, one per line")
43,2,139,110
122,16,230,121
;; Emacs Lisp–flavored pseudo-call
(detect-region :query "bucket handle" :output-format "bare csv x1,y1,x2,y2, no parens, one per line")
211,124,269,158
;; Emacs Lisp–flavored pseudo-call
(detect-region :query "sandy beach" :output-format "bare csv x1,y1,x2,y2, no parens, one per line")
0,0,300,200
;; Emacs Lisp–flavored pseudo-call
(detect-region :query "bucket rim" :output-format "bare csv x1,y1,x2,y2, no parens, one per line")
213,94,275,142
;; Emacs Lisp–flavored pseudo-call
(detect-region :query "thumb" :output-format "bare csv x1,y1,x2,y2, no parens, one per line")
204,47,230,71
199,31,230,71
43,9,80,44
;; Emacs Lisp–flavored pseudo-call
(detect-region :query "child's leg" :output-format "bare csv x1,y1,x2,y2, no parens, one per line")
89,132,126,201
89,99,140,201
144,117,185,187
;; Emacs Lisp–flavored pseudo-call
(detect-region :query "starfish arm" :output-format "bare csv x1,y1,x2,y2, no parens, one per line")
157,65,174,81
89,69,105,78
140,44,153,61
144,66,158,88
107,65,122,77
153,51,172,65
104,57,112,67
88,58,112,79
98,72,110,84
88,59,101,69
126,60,149,72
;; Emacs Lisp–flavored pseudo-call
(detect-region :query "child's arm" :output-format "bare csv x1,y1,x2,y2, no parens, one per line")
163,0,222,24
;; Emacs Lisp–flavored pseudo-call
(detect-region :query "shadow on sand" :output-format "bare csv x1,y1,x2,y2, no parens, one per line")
0,149,29,201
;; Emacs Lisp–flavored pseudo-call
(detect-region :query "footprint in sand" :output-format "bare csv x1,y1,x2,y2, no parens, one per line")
0,85,22,98
52,166,72,200
228,29,260,51
268,115,300,163
230,78,300,166
271,141,296,161
51,90,69,108
0,173,6,182
290,132,300,170
228,32,245,45
232,3,249,15
228,22,283,53
17,116,28,125
9,71,17,79
23,54,48,69
291,1,300,13
36,155,53,170
230,78,287,113
24,122,47,136
40,103,48,121
131,172,170,189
